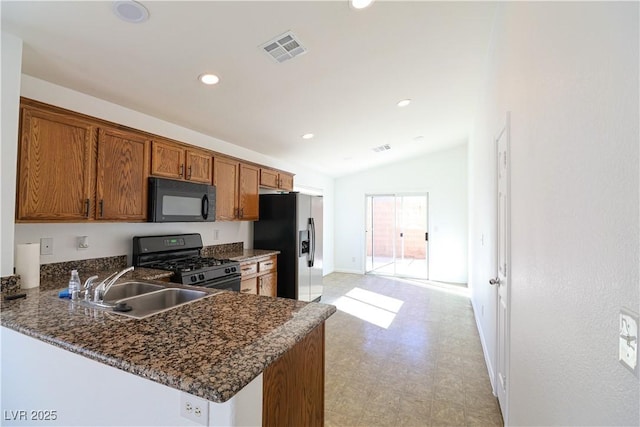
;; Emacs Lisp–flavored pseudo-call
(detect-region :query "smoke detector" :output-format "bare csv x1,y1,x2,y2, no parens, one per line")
372,144,391,153
261,31,307,63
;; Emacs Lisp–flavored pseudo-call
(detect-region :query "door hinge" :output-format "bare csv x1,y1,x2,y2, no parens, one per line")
425,232,429,241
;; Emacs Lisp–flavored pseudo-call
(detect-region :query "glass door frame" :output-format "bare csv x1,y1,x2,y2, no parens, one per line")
364,192,429,280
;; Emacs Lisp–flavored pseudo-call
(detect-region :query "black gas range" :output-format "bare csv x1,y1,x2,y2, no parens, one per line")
132,233,240,291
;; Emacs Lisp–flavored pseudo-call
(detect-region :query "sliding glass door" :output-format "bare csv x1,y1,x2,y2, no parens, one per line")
365,194,429,279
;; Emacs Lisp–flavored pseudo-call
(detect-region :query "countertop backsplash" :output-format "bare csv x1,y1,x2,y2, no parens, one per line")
5,242,250,293
201,242,243,258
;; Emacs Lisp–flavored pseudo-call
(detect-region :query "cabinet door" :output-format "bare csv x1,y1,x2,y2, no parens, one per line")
17,106,95,221
96,127,150,220
259,271,277,297
241,277,258,295
186,148,212,183
279,173,294,191
239,163,259,220
150,139,185,180
260,168,279,189
213,157,239,220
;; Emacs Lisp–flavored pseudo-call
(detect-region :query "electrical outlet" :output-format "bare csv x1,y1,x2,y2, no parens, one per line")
180,392,208,425
40,238,53,255
619,308,639,377
78,236,89,249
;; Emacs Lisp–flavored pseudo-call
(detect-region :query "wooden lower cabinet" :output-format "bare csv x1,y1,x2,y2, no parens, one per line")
263,323,325,427
239,255,277,296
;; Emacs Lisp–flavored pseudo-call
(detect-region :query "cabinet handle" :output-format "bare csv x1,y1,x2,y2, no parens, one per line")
99,199,104,217
241,288,251,293
84,199,90,217
187,165,192,180
240,208,244,218
241,267,253,272
263,262,273,267
179,164,184,176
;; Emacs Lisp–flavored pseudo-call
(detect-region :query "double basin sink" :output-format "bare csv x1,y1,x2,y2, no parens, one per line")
91,282,213,319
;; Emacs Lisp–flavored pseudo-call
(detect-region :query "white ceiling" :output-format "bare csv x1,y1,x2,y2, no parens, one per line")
2,1,496,178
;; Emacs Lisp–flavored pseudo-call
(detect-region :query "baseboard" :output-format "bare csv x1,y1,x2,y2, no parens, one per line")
471,298,497,396
331,268,363,275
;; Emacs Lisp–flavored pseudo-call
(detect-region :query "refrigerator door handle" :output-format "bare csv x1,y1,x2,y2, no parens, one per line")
308,217,315,267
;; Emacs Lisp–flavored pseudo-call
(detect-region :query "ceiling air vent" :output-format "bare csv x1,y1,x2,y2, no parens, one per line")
372,144,391,153
260,31,307,63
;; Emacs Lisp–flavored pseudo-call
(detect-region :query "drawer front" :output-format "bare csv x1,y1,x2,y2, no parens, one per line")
259,257,276,273
240,262,258,276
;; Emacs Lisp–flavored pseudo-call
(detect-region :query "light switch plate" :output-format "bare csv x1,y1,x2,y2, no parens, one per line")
619,307,639,377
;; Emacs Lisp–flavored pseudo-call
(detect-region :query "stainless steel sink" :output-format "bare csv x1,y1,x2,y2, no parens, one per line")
102,282,166,302
111,288,212,319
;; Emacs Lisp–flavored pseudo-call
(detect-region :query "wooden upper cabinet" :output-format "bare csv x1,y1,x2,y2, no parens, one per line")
151,139,212,183
17,105,96,221
96,127,150,221
186,148,213,183
279,173,294,191
260,168,279,189
213,156,239,221
260,168,294,191
239,163,259,221
213,157,259,221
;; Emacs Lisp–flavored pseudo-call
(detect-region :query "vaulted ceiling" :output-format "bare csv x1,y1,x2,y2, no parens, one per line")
2,1,496,177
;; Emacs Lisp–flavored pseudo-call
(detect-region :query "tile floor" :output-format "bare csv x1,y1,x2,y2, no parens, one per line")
321,273,503,427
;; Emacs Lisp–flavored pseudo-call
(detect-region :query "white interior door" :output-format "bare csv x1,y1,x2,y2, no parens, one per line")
493,113,511,422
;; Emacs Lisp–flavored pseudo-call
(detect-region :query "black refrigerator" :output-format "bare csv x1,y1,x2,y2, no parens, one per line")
253,192,323,302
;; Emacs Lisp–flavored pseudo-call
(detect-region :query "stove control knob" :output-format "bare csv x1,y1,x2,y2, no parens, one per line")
198,273,205,280
190,275,197,283
231,266,237,273
225,268,230,274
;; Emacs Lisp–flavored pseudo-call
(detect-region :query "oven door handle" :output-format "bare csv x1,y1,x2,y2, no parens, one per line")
202,194,209,220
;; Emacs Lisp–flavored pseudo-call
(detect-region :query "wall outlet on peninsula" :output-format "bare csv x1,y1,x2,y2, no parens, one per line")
180,392,208,425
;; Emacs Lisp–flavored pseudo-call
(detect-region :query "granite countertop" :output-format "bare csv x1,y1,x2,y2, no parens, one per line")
227,249,280,263
0,283,335,403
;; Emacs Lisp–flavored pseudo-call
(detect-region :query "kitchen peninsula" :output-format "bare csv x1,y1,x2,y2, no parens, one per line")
1,282,335,426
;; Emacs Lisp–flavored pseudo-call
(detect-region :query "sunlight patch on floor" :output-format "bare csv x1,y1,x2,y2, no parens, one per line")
334,287,404,329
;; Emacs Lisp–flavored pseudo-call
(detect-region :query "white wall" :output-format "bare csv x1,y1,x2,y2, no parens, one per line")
3,74,335,272
0,32,23,276
469,3,639,426
334,144,468,283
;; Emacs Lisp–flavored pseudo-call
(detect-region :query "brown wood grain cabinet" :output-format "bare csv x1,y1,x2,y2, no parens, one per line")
17,103,96,221
260,167,294,191
213,157,259,221
17,101,150,222
151,139,212,184
16,98,294,223
239,255,277,297
263,323,325,427
96,127,150,220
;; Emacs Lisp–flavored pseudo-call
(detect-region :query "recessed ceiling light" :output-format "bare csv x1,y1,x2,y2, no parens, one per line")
113,1,149,23
199,74,220,85
413,136,425,142
351,0,374,10
397,99,411,107
302,133,314,140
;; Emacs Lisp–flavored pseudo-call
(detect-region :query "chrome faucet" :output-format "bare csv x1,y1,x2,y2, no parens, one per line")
93,266,134,303
83,275,99,301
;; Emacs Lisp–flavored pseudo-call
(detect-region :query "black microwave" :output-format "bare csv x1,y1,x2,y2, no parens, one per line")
148,177,216,222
